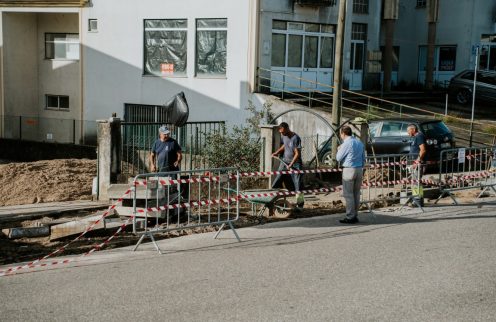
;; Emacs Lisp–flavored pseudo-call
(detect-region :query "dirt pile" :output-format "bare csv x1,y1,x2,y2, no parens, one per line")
0,159,96,206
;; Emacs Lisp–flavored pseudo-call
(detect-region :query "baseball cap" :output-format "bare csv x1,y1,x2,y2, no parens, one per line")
158,126,170,134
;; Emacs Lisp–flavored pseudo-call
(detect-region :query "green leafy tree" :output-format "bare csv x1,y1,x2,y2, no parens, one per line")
203,101,273,171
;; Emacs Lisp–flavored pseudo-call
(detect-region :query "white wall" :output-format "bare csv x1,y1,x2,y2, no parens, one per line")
81,0,253,128
37,13,80,121
2,12,38,117
393,0,496,85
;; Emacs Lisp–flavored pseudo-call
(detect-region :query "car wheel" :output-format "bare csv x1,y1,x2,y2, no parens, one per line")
321,152,333,166
455,89,471,105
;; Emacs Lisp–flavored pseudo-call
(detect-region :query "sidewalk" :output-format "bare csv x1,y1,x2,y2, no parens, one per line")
0,200,109,224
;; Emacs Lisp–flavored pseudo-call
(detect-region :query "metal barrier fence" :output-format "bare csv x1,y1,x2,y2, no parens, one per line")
436,146,496,204
0,115,96,145
220,153,427,221
362,154,413,208
131,167,240,253
121,121,225,177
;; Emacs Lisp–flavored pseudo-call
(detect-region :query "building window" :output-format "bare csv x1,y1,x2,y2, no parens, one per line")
351,23,367,41
380,46,400,71
271,33,286,67
46,95,69,110
88,19,98,32
271,20,335,69
144,19,188,76
124,103,171,123
416,0,427,8
438,47,456,71
45,33,79,60
479,44,496,71
353,0,369,14
418,45,456,71
196,18,228,76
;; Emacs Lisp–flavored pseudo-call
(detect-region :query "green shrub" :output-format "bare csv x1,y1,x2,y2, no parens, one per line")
203,101,273,172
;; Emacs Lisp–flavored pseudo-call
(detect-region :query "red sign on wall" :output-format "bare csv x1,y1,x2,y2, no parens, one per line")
161,63,174,75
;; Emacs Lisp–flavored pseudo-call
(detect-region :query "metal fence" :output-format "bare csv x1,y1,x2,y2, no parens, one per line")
436,146,496,204
120,121,225,177
124,147,496,254
0,115,96,145
361,154,414,207
130,167,240,253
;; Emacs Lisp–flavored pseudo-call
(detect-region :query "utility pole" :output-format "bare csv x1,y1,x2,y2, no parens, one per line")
469,46,479,147
425,0,439,90
330,0,347,163
383,0,399,92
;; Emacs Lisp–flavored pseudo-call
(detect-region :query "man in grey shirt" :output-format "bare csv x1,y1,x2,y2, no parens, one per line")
271,122,304,208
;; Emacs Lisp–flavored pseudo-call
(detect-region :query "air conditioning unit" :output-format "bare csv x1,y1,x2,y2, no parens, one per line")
295,0,336,7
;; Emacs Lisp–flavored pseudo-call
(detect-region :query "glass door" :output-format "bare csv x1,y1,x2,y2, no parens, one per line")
286,34,304,91
302,35,318,90
349,40,364,90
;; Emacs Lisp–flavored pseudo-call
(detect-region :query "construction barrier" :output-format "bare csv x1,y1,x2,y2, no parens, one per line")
4,148,496,276
436,146,496,204
131,167,240,253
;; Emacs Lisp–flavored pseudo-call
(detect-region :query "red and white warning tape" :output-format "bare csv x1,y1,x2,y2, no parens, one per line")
0,217,135,276
443,169,496,187
0,189,133,277
135,160,409,187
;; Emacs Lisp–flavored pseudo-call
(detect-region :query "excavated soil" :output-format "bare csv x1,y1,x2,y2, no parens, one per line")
0,159,96,207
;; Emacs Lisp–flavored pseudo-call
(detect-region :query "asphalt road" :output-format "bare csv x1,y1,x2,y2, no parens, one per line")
0,203,495,322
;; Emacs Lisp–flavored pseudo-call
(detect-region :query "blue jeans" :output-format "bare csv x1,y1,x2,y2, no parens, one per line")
272,162,303,192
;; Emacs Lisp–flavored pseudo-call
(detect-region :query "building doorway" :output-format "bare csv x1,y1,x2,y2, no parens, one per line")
346,23,367,91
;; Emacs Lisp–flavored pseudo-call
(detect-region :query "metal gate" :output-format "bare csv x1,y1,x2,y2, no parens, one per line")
131,167,240,253
120,121,225,177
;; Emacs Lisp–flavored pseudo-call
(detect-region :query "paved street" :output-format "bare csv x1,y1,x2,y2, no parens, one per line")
0,203,495,321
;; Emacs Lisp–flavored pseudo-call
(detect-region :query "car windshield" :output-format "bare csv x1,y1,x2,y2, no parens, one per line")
420,121,451,137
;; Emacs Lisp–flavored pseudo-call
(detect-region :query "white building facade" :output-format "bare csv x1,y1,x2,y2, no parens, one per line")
0,0,495,144
0,0,257,143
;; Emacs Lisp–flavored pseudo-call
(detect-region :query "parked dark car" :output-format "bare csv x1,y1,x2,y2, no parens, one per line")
448,69,496,105
318,118,455,165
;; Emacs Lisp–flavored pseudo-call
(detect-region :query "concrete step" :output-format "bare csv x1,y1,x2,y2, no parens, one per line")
50,209,120,241
107,184,166,200
108,177,177,200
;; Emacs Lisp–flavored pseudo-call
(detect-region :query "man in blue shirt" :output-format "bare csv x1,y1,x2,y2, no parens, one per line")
407,124,426,162
407,124,426,207
150,126,182,173
336,125,365,224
